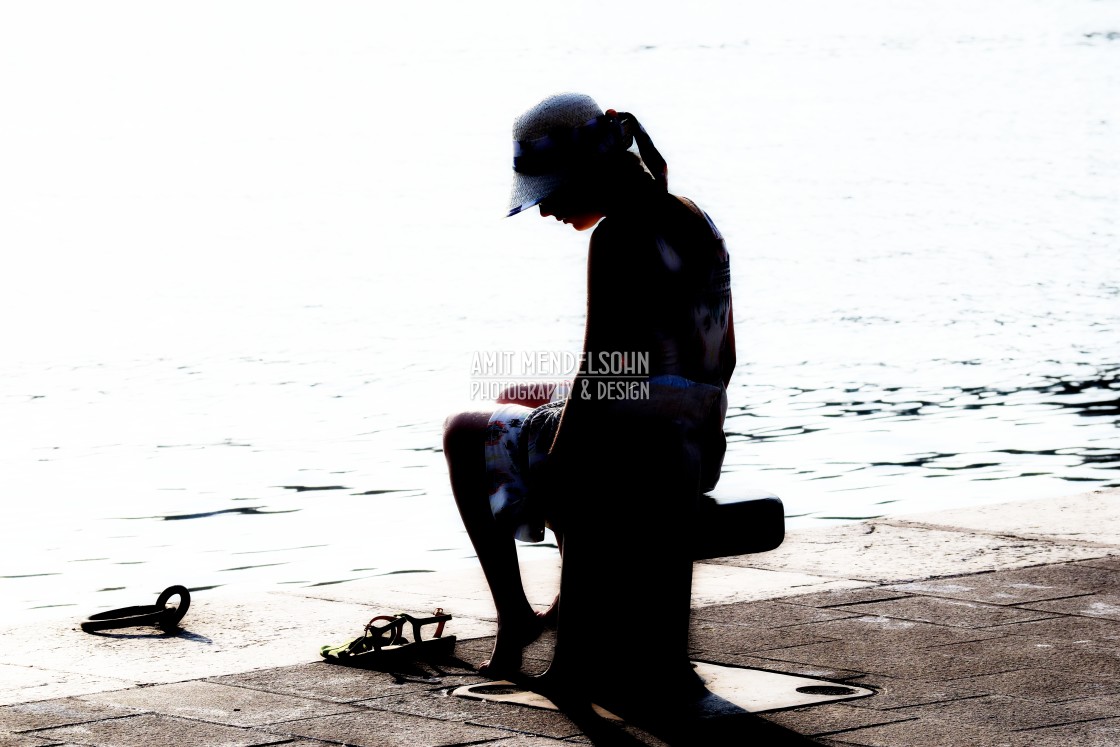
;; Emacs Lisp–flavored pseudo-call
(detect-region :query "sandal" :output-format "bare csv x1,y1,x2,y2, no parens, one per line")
320,608,456,669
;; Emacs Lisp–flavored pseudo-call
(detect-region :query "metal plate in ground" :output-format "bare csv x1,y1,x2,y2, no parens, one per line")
452,661,874,716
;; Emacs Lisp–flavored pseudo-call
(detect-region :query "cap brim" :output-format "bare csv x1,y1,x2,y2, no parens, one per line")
508,172,565,217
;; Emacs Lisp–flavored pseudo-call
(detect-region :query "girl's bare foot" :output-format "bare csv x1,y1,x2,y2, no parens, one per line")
478,609,548,679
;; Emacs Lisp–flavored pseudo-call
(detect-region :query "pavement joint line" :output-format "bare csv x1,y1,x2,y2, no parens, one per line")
195,677,379,708
16,712,139,734
848,692,993,712
789,597,911,609
876,518,1120,548
800,716,922,739
1011,713,1120,733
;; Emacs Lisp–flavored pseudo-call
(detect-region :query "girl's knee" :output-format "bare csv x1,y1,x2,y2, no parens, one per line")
442,410,492,452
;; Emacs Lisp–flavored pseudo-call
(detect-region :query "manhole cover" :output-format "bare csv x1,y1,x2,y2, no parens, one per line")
454,663,875,714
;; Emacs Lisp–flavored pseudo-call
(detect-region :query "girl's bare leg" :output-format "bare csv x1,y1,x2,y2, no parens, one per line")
443,409,551,677
539,531,563,629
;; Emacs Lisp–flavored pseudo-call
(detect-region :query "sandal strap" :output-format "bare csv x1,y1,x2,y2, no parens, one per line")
397,608,452,644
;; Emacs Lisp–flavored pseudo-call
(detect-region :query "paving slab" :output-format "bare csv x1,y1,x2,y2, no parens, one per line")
819,715,1036,747
1014,691,1120,723
975,562,1118,592
763,702,915,738
712,520,1110,583
207,661,445,703
991,613,1120,644
0,735,62,747
0,736,57,747
885,693,1116,732
359,688,585,739
755,639,1020,681
0,665,135,709
782,588,909,609
831,594,1058,628
473,738,591,746
30,712,291,747
887,564,1115,604
692,600,860,628
689,564,866,605
885,575,1107,606
0,698,138,733
79,679,357,728
7,735,65,747
789,614,1005,649
1079,556,1120,571
1021,592,1120,621
839,674,990,710
1012,717,1120,747
688,620,837,655
947,666,1120,703
923,634,1120,678
258,708,517,746
891,488,1120,547
693,652,868,683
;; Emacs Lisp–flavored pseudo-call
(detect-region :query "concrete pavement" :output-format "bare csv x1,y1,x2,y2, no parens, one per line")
1,487,1117,745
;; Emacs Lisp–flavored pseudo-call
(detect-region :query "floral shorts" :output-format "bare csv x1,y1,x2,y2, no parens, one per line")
484,399,565,543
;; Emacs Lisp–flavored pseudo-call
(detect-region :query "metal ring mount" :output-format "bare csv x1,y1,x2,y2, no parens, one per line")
80,585,191,633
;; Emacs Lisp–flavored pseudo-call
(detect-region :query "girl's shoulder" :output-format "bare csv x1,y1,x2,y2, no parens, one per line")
668,194,724,242
591,192,725,265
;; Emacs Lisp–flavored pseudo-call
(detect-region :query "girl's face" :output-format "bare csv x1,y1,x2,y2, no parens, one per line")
538,181,605,231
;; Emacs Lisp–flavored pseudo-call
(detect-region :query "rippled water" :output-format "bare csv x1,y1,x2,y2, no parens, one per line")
1,0,1118,621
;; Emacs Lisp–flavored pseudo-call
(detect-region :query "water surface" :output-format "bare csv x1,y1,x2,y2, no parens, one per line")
1,0,1117,621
